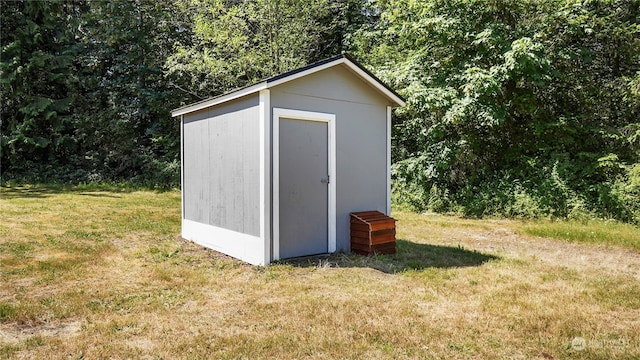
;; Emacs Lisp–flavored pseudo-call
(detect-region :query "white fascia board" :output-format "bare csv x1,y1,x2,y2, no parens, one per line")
259,89,271,265
180,115,185,221
267,58,406,108
386,106,392,216
172,56,405,118
171,82,267,117
342,61,406,107
267,58,346,88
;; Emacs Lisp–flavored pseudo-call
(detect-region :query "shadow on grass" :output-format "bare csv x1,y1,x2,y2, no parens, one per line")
0,185,123,199
0,184,167,199
281,239,499,273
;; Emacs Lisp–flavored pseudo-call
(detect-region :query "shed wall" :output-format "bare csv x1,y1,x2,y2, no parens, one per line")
182,95,260,236
270,65,391,252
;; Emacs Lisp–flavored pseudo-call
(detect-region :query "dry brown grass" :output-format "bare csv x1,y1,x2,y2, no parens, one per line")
1,185,639,359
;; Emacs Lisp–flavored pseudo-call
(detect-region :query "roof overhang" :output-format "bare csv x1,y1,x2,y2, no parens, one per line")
171,82,267,117
171,54,405,117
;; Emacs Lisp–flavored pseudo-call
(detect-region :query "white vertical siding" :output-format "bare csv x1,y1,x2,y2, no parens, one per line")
182,95,260,236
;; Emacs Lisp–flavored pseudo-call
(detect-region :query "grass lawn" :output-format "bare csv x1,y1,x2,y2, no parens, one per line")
1,185,639,359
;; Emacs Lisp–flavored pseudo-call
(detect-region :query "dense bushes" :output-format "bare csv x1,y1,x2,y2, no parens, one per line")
393,160,640,223
2,0,638,222
1,0,364,188
362,0,639,223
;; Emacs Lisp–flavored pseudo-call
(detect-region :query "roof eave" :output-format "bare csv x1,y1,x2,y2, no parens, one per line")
171,54,405,117
266,56,406,107
171,82,268,117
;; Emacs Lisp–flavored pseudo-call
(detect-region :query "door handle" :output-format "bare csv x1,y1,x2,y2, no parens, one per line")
320,176,330,184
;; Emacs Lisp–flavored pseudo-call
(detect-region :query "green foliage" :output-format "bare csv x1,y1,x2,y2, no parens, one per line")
355,0,640,223
1,0,638,222
166,0,368,99
1,0,185,186
72,0,186,186
1,0,84,172
612,163,640,222
2,0,369,187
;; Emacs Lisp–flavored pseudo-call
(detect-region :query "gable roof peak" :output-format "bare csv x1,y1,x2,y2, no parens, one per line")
171,53,405,117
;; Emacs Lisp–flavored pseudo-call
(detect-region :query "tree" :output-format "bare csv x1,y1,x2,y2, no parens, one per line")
352,0,640,221
1,0,87,178
75,0,187,184
166,0,372,99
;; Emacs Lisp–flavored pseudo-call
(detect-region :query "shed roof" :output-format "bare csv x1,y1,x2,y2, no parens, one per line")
171,53,405,117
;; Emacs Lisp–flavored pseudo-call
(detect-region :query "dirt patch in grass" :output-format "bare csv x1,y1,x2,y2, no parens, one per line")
0,319,82,344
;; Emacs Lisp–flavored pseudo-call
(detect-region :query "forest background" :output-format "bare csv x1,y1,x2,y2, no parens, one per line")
1,0,639,222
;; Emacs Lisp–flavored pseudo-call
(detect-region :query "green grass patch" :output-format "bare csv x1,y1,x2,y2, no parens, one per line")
0,303,17,321
519,219,640,250
0,241,36,259
586,276,640,310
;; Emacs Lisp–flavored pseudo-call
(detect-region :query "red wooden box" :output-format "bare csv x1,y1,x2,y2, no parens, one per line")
350,211,396,256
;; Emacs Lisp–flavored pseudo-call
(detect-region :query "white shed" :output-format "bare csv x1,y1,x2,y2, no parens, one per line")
171,53,405,265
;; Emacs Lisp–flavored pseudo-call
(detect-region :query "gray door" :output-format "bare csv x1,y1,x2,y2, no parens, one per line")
279,118,329,258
